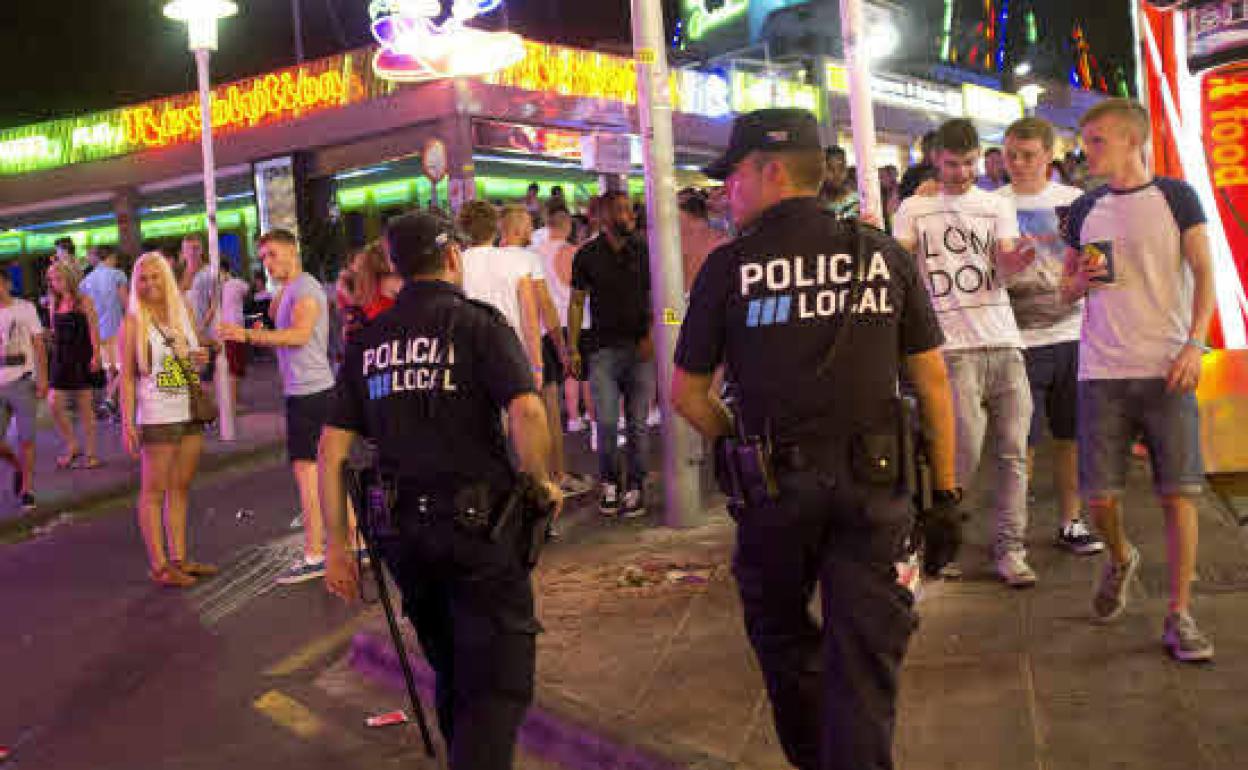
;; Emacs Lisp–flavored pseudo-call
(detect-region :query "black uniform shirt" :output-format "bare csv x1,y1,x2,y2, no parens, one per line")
675,197,944,442
570,232,652,351
327,280,536,492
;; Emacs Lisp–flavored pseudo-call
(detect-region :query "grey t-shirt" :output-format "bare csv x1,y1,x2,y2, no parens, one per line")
275,272,335,396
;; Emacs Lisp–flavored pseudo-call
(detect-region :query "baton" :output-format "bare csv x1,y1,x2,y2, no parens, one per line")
345,469,437,758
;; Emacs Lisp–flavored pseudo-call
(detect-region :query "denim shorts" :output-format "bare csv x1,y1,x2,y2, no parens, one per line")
1024,341,1079,444
1077,378,1204,498
140,421,204,446
0,375,37,444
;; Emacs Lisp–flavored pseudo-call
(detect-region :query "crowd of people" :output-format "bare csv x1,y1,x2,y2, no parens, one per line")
4,96,1213,665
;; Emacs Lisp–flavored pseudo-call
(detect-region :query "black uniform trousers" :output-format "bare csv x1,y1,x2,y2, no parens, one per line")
732,454,918,770
381,515,541,770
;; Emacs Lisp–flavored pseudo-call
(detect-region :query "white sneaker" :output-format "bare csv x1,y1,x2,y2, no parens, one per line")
566,417,586,433
289,513,304,530
590,423,599,453
646,406,661,427
621,487,646,518
996,550,1038,588
599,483,621,515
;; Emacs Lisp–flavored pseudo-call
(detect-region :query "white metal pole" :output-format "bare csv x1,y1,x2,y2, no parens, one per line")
839,0,883,224
630,0,701,527
194,47,237,441
291,0,305,64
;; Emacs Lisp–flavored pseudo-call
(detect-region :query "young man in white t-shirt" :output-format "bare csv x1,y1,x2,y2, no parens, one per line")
999,117,1104,557
458,203,583,496
893,118,1039,587
0,270,48,511
1061,99,1216,662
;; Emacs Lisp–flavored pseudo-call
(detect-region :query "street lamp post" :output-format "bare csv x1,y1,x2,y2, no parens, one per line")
630,0,701,527
164,0,239,442
840,0,883,224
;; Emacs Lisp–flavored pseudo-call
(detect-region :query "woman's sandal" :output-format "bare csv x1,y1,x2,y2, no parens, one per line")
150,563,197,588
76,455,102,470
55,452,81,470
174,560,219,577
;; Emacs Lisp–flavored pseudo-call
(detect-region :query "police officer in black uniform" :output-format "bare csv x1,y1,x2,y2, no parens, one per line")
320,212,563,770
672,109,961,770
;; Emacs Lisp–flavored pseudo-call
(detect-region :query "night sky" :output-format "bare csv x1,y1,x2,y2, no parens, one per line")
0,0,1135,131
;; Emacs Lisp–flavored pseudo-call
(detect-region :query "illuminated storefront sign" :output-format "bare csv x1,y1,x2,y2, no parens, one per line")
732,71,822,116
825,63,964,116
826,62,1021,123
369,0,524,82
682,0,749,41
0,116,130,176
0,52,379,176
122,54,372,148
484,41,640,103
1203,64,1248,344
0,39,779,179
962,84,1024,125
472,120,588,160
676,70,732,118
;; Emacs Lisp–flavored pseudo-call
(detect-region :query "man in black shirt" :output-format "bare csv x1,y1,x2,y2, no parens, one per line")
567,191,654,517
319,212,562,770
673,109,960,770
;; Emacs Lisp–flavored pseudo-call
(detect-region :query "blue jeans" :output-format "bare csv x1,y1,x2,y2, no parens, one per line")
1077,378,1204,498
587,345,655,487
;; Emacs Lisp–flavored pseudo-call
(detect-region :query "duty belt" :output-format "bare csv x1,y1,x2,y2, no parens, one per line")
398,483,498,536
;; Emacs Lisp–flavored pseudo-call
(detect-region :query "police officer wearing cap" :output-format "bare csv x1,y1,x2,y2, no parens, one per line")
319,212,563,770
672,109,961,770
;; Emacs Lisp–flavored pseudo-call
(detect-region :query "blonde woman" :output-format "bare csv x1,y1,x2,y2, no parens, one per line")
120,252,216,588
46,261,102,469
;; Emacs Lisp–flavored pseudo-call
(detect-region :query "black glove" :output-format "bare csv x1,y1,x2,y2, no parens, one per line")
921,489,967,577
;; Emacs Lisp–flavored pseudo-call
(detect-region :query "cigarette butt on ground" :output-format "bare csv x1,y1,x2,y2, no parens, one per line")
366,710,409,728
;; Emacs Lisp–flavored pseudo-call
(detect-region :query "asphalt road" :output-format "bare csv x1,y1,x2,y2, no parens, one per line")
0,457,442,770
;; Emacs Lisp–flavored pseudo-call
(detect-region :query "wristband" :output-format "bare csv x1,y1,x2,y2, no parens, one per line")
1185,337,1212,354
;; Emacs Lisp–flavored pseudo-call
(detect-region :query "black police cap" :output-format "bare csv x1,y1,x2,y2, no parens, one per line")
704,108,823,180
384,212,466,274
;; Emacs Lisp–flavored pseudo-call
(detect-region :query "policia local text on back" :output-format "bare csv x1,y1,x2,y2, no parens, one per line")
672,108,965,770
318,212,563,770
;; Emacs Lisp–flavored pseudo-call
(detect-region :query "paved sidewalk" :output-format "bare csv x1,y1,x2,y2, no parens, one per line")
0,357,287,528
348,450,1248,770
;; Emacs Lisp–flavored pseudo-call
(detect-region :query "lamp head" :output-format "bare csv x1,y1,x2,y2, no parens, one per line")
164,0,238,51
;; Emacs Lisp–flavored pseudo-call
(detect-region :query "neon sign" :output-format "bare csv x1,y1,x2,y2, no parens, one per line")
826,63,964,117
731,71,822,116
0,37,782,179
961,84,1023,125
485,41,640,103
122,65,360,148
676,70,732,118
369,0,524,82
683,0,749,41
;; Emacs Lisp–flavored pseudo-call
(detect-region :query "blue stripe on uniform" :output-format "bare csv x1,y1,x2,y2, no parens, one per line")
760,297,778,325
746,299,761,327
775,295,792,324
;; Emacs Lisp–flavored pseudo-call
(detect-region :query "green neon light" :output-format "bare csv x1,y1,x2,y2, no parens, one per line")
941,0,954,61
683,0,748,41
335,178,433,210
1025,10,1038,45
1,206,257,257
